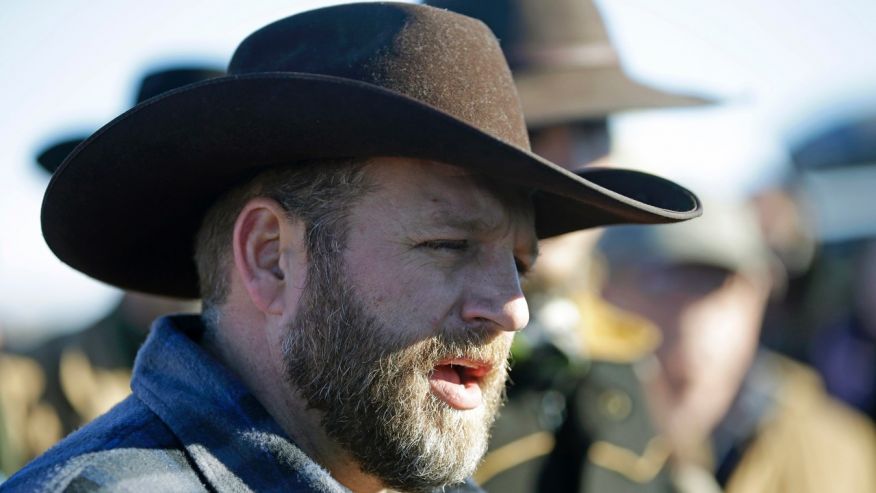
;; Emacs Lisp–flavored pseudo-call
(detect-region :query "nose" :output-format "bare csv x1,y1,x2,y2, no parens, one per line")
460,253,529,332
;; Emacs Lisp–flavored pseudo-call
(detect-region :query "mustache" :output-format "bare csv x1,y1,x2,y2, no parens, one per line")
386,328,512,377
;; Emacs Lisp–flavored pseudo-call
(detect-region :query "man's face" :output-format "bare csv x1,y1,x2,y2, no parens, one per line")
602,263,765,450
283,158,537,491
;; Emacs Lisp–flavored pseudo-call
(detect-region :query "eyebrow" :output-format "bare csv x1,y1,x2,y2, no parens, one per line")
428,210,496,233
424,209,540,262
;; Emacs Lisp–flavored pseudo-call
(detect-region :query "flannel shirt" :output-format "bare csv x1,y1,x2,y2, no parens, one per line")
1,315,482,492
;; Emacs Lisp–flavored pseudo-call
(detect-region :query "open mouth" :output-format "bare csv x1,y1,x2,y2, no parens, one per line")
429,358,493,410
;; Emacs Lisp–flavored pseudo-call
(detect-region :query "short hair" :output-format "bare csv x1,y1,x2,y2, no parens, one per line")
193,158,371,312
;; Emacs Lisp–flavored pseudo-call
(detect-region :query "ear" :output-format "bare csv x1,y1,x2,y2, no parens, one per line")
232,197,304,315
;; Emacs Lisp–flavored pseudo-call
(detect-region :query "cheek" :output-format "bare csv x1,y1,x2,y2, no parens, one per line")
343,243,465,333
679,296,758,383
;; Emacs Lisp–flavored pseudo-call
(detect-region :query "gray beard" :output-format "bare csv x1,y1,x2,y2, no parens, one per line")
282,250,509,492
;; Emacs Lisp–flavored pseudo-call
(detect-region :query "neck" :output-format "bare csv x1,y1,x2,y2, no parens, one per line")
201,308,389,493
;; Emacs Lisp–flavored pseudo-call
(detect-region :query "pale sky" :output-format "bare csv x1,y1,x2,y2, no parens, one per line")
1,0,875,343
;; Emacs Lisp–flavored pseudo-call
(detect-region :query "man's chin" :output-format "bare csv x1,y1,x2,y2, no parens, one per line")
358,390,497,491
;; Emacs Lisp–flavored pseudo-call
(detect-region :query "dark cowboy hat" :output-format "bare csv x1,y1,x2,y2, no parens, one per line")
42,2,702,299
35,66,224,174
424,0,713,127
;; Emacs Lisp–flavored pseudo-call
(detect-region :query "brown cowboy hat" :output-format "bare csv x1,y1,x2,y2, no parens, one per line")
41,2,701,299
424,0,713,127
36,66,224,174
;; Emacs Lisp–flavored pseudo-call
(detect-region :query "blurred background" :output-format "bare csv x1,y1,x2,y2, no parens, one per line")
2,0,876,489
3,0,875,344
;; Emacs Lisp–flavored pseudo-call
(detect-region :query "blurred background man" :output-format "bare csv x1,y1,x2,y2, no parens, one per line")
424,1,711,491
742,112,876,440
597,202,876,493
0,66,217,475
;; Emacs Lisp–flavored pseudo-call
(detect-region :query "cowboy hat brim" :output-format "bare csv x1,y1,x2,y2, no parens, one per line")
42,72,701,298
516,66,714,127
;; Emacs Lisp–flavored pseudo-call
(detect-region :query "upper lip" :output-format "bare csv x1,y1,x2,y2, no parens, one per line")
435,358,494,379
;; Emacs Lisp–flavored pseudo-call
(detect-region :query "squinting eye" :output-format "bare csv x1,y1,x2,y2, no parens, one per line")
515,258,531,276
420,239,469,251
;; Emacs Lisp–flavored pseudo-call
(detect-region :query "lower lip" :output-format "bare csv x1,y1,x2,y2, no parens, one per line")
429,373,484,410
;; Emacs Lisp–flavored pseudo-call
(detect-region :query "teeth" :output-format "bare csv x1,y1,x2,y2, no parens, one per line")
447,360,481,369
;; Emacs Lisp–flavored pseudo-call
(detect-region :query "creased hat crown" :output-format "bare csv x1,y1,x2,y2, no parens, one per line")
426,0,713,124
230,3,529,149
425,0,616,71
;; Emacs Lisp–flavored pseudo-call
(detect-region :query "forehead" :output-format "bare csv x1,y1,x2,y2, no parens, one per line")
361,157,535,234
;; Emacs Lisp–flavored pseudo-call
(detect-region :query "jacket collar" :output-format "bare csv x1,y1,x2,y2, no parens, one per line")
132,314,348,492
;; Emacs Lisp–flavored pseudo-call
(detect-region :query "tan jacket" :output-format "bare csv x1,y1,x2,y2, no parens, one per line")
726,356,876,493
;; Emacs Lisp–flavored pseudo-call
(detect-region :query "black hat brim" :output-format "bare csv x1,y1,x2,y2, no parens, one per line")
42,73,701,298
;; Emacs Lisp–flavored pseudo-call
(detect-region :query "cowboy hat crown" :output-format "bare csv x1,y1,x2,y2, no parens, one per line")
425,0,712,126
